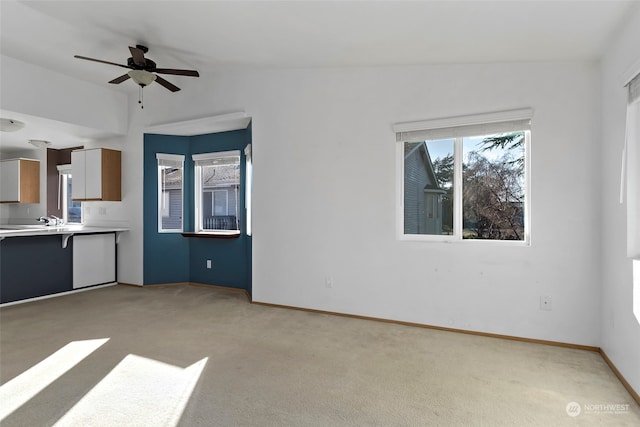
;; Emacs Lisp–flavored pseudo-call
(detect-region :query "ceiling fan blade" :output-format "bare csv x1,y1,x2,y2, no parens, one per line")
154,68,200,77
109,74,131,84
154,75,181,92
129,46,146,67
74,55,131,69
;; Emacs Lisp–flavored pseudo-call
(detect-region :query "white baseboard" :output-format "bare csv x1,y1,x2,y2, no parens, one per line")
0,283,117,308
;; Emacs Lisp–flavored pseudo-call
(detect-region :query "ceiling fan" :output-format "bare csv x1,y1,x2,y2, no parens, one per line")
74,45,199,93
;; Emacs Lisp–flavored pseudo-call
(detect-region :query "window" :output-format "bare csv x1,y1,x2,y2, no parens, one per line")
623,71,640,258
244,144,252,236
57,165,82,224
193,150,241,234
622,70,640,322
395,109,531,242
157,153,184,232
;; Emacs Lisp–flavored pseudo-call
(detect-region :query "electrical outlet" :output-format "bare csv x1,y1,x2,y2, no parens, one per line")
206,260,212,269
540,295,552,311
325,276,333,288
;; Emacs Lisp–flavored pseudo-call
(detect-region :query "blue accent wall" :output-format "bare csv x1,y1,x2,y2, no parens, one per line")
143,134,191,285
143,128,252,294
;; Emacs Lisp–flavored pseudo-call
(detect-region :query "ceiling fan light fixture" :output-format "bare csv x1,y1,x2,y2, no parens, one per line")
128,69,156,87
28,139,52,148
0,118,26,132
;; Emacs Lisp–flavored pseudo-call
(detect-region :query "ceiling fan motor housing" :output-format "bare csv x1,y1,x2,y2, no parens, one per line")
127,57,156,70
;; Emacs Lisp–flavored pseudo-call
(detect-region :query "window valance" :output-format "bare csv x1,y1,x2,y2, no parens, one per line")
393,108,533,142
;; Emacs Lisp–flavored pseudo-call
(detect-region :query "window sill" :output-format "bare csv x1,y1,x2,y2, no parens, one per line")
398,234,530,246
181,231,241,239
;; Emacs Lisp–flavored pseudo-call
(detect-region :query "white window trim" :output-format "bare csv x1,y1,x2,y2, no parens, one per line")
57,164,82,225
193,150,241,234
161,191,170,217
245,143,252,236
620,61,640,325
622,72,640,258
395,109,532,245
157,153,184,233
61,174,70,224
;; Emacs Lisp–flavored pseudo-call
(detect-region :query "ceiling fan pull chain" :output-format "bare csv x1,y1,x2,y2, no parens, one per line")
139,86,144,109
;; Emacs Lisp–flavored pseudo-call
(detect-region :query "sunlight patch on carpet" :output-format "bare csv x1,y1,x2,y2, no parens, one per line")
0,338,109,421
53,354,208,427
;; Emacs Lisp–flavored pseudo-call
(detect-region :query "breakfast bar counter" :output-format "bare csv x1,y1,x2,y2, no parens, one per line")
0,226,127,304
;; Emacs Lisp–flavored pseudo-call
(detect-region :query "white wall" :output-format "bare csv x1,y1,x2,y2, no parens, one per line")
1,52,605,346
79,107,146,286
600,5,640,395
139,61,602,346
0,55,127,135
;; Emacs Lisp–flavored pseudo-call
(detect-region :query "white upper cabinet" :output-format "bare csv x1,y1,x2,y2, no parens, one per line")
0,158,40,204
71,148,121,201
71,150,86,200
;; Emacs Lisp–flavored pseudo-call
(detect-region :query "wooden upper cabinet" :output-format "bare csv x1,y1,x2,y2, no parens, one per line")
0,158,40,204
71,148,121,201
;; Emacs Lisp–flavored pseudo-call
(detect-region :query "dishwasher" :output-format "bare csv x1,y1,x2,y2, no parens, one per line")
73,233,116,289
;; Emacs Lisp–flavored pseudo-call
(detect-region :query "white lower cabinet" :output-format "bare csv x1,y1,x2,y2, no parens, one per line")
73,233,116,289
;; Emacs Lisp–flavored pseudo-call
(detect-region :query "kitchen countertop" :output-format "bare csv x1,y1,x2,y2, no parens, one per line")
0,225,128,239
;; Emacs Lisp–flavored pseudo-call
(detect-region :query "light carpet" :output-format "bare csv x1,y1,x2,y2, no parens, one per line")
0,284,638,426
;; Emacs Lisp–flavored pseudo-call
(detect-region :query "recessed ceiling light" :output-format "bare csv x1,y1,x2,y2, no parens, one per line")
0,118,26,132
28,139,52,148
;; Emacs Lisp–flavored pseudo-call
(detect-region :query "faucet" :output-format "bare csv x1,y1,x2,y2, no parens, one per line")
38,215,63,226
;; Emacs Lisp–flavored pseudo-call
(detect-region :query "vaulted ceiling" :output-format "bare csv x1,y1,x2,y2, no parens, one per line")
0,0,637,152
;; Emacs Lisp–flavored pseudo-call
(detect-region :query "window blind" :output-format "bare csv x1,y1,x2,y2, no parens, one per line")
192,150,240,166
156,153,184,168
57,164,72,175
394,108,533,142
